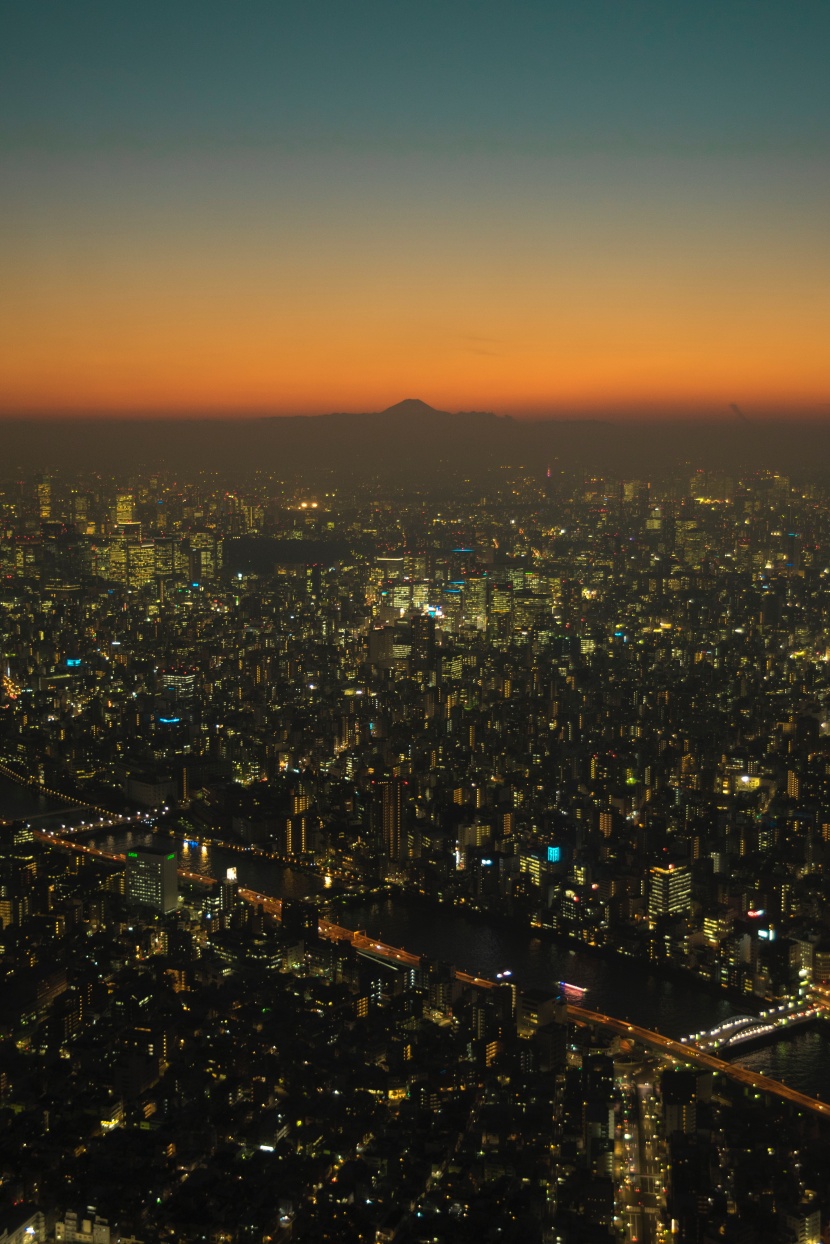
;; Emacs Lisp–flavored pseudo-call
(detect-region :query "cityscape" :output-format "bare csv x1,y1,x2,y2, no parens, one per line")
3,454,830,1242
3,2,829,1242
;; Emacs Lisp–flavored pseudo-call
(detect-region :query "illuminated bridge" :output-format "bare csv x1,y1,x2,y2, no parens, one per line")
239,891,495,990
0,759,130,824
34,830,216,887
680,999,824,1053
33,834,830,1121
567,1004,830,1120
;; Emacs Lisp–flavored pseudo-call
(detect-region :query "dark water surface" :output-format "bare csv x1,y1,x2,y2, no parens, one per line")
0,773,66,822
4,773,830,1101
88,822,738,1036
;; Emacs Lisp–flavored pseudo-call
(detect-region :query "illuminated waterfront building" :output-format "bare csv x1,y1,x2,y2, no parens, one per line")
125,846,178,914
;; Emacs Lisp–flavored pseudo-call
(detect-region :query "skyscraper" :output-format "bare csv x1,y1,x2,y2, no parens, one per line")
162,668,197,707
648,864,692,925
37,479,52,520
373,778,403,863
410,612,436,671
115,492,134,525
126,847,178,914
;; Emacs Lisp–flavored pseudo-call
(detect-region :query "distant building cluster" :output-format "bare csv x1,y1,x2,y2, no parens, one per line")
4,466,830,996
2,461,830,1240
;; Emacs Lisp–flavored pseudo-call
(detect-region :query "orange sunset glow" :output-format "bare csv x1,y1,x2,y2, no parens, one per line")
1,4,828,420
2,152,828,419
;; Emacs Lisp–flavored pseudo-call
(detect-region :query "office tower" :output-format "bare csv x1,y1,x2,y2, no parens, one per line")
128,541,155,588
410,612,436,671
115,492,135,525
488,581,513,631
368,625,395,669
648,864,692,924
70,491,89,529
390,580,411,612
376,555,405,581
108,538,128,584
163,668,196,707
154,536,175,578
190,531,217,581
373,777,403,862
117,520,142,542
36,478,52,520
125,847,178,914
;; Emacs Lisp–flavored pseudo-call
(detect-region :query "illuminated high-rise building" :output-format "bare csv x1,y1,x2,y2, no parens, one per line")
220,867,240,917
70,491,89,529
190,531,217,581
373,777,403,862
162,668,196,707
37,479,52,520
488,582,513,629
154,537,175,577
115,492,134,525
117,520,142,542
125,847,178,914
462,576,488,629
108,539,127,583
648,864,691,925
128,542,155,588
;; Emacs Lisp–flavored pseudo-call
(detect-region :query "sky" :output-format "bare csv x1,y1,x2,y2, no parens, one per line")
1,1,828,420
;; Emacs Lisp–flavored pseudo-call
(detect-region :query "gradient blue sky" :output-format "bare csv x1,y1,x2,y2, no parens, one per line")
1,1,828,417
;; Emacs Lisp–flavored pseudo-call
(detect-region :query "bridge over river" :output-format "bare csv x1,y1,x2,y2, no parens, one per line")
681,1000,824,1054
238,885,830,1119
34,830,830,1121
567,1004,830,1120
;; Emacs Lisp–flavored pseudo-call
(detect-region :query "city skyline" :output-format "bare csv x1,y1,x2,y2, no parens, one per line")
4,7,830,1241
4,458,830,1241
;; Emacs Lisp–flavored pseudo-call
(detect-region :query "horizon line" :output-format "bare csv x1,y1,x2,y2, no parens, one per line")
1,410,829,425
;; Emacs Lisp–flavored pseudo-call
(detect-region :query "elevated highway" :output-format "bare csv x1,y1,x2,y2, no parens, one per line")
568,1004,830,1119
31,837,830,1120
240,891,494,989
33,829,215,886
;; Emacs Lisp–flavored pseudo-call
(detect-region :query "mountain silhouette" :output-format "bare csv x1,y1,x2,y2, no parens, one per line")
381,398,447,418
2,402,826,480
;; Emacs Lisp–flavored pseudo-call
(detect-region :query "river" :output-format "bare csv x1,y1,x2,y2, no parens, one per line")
2,773,827,1098
0,773,67,823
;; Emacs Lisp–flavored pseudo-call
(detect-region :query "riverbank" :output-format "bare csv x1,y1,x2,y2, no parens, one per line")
54,789,768,1021
0,760,766,1023
0,758,109,818
325,884,765,1021
7,773,830,1098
